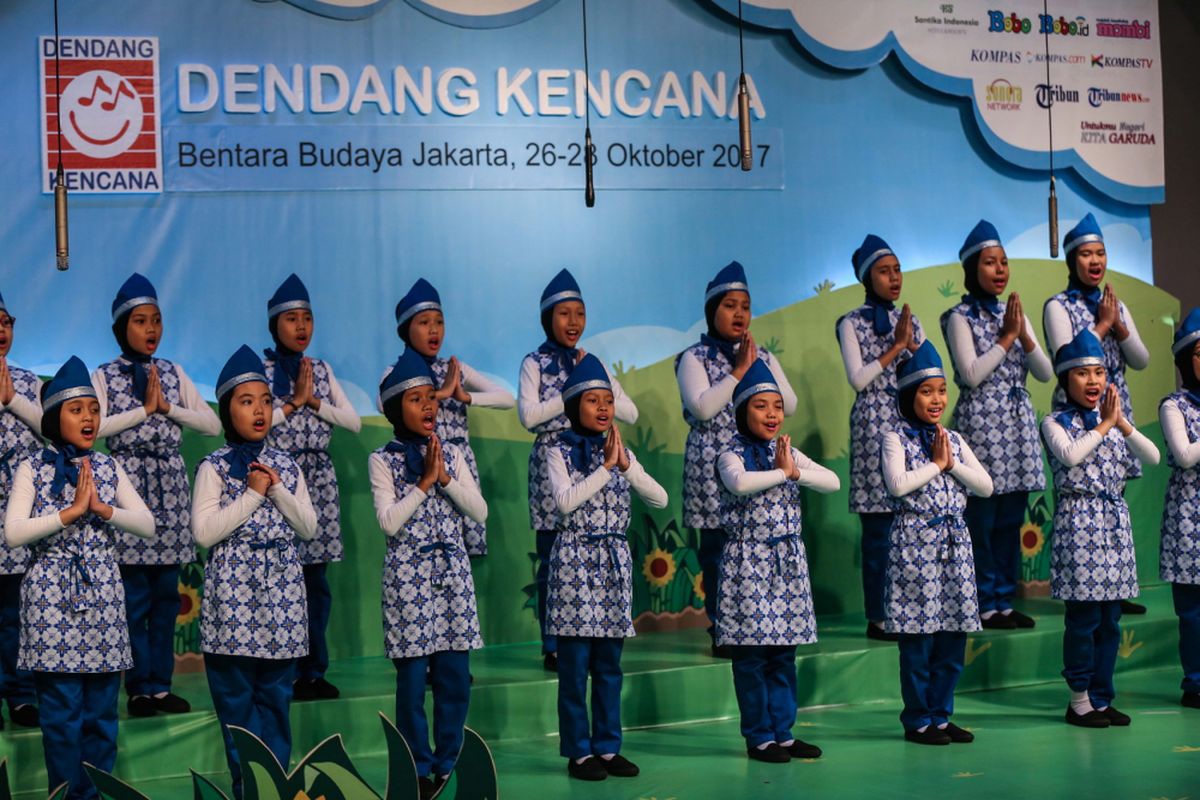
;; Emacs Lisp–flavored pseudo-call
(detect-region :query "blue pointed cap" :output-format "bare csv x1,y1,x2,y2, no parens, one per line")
897,340,946,390
111,273,159,322
216,345,269,400
42,356,97,411
540,269,583,312
853,234,895,283
0,291,8,316
561,353,611,401
705,261,750,303
267,273,311,319
1054,329,1106,375
732,359,780,409
1173,308,1200,356
959,219,1003,262
395,278,442,326
379,348,435,405
1063,213,1104,255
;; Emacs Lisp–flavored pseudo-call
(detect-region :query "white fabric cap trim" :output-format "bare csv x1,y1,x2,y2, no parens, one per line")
267,299,312,318
704,280,750,303
380,374,434,405
43,385,97,411
217,371,268,400
733,381,779,408
111,295,158,322
539,289,583,312
855,247,894,281
396,300,441,326
896,367,945,390
1064,232,1103,255
1172,328,1200,356
958,238,1002,262
1054,355,1105,375
562,378,612,401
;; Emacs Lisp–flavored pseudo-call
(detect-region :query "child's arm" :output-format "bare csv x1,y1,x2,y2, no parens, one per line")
1040,415,1104,467
368,452,429,536
108,462,156,538
622,450,668,508
945,311,1008,389
1022,314,1055,382
314,366,363,433
2,377,44,436
268,469,318,540
765,353,799,416
948,438,994,498
609,372,639,425
1042,298,1072,360
517,355,564,430
1116,301,1150,370
716,450,788,496
166,365,222,436
882,432,941,498
93,368,148,438
440,447,488,523
3,461,65,546
838,315,885,392
675,349,737,422
191,461,267,548
791,448,841,494
1160,398,1200,469
1122,425,1160,467
548,447,611,514
460,361,515,410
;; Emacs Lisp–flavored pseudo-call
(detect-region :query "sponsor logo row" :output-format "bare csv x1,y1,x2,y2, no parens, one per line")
983,79,1150,110
969,49,1154,70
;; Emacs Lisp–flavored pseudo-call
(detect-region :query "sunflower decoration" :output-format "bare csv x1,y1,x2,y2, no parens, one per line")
1020,522,1045,558
642,548,677,588
692,571,706,602
177,584,201,626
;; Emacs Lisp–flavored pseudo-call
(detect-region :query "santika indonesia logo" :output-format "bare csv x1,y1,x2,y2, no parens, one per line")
39,36,163,194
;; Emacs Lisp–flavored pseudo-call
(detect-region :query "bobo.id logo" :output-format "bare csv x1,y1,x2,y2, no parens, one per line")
39,36,163,194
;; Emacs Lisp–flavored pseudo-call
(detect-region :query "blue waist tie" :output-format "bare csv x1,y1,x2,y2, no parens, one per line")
583,532,626,588
248,538,294,586
764,533,802,576
419,541,460,589
925,514,970,562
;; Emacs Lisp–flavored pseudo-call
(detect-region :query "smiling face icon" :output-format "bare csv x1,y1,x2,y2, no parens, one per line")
60,70,143,159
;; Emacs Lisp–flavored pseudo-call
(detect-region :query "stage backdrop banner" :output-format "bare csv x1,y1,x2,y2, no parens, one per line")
0,0,1173,662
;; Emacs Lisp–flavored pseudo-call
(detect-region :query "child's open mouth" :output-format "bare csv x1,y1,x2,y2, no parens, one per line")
992,278,1008,292
294,336,309,347
80,425,95,441
145,338,158,351
1084,387,1102,403
595,414,610,426
421,412,436,432
1087,267,1104,281
428,338,441,350
252,419,266,432
762,420,779,434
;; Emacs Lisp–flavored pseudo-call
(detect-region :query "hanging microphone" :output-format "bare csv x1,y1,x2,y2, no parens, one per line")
585,127,595,208
55,166,69,271
1048,175,1059,259
1042,0,1057,258
738,76,752,171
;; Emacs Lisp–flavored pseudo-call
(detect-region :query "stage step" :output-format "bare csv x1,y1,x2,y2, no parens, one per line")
3,585,1183,797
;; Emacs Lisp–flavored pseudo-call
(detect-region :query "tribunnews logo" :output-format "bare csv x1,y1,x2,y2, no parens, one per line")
1090,54,1154,69
39,36,162,194
984,79,1021,110
1087,87,1150,108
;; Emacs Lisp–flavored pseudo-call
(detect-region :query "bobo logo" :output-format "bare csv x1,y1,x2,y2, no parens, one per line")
39,36,163,194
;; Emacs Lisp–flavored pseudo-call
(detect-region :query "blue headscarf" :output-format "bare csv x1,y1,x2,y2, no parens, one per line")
266,274,312,397
853,234,897,335
561,354,613,471
379,350,437,481
111,273,160,402
732,361,781,471
1063,214,1105,316
40,357,99,495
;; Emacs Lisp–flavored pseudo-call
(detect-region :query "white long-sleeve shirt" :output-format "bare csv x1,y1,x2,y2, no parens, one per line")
882,431,994,498
517,355,638,430
368,446,488,535
675,350,797,421
273,366,362,432
1161,397,1200,469
1040,416,1160,468
0,389,43,437
190,461,318,548
838,315,927,392
376,360,515,414
943,311,1054,389
93,362,222,439
717,447,841,496
4,459,155,546
1043,297,1149,370
547,448,668,514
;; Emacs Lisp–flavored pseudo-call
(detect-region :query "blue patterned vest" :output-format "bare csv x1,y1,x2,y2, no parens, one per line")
526,350,573,530
1161,392,1200,584
1,366,42,574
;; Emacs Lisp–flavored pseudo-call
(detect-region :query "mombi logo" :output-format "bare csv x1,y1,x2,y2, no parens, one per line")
987,11,1088,36
1096,18,1151,39
985,79,1021,110
1035,83,1079,109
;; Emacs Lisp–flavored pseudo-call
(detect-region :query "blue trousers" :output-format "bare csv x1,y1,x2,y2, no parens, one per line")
1172,583,1200,695
897,632,966,731
730,645,798,747
298,563,331,681
965,491,1028,614
204,653,296,799
393,650,471,777
120,564,180,697
860,513,893,623
1062,600,1122,708
0,573,36,709
35,671,120,800
698,528,725,639
535,530,557,655
557,636,624,759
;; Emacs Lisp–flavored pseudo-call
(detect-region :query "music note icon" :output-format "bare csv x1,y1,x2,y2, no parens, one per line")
77,75,136,111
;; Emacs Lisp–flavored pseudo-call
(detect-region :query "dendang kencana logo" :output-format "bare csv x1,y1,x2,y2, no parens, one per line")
39,35,162,193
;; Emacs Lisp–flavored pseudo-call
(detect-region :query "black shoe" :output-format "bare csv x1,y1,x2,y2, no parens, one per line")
309,678,340,700
600,754,640,777
1183,692,1200,709
127,695,157,718
746,743,791,763
1065,706,1110,728
981,614,1017,630
566,756,608,781
543,652,558,672
1098,706,1131,726
905,727,951,745
1120,599,1147,615
152,693,191,714
417,775,448,800
941,722,974,743
1004,610,1036,629
711,644,734,659
292,680,317,702
866,624,900,642
8,704,38,728
784,739,822,759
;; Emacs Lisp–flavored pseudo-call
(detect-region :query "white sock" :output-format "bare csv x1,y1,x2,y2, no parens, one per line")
981,610,996,620
574,756,593,765
1000,609,1013,616
755,741,775,751
153,691,168,699
1070,690,1095,716
779,739,795,747
936,723,949,730
600,753,615,761
917,724,929,733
